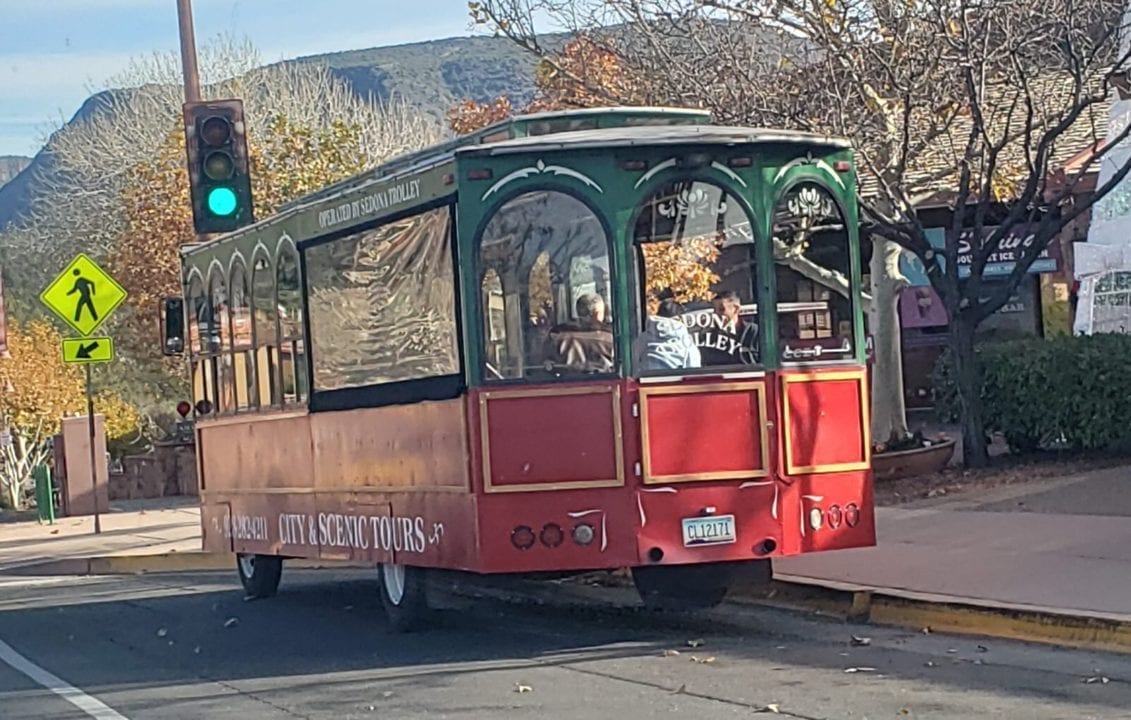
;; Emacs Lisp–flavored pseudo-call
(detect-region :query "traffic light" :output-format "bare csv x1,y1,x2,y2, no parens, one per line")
183,99,255,234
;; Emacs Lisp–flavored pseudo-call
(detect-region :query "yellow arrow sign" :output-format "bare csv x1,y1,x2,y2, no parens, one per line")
40,254,127,337
61,336,115,364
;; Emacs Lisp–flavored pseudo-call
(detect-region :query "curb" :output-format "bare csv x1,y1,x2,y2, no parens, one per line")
456,572,1131,655
752,577,1131,655
1,552,361,577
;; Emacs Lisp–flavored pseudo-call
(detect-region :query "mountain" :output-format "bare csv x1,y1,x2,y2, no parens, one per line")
0,33,554,232
0,157,30,190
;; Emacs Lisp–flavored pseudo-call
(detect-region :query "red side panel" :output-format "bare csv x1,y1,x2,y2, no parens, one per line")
780,370,870,476
475,487,639,573
475,383,624,492
777,473,876,555
636,483,781,565
639,380,770,484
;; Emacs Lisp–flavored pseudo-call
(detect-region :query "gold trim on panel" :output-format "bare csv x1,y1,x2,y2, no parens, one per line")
638,381,771,485
195,408,309,429
201,485,470,497
479,384,626,494
780,369,871,475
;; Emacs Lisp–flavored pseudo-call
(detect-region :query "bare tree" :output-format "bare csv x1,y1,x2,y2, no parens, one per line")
473,0,1131,465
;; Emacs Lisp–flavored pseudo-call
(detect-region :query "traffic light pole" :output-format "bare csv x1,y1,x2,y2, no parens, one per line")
176,0,202,104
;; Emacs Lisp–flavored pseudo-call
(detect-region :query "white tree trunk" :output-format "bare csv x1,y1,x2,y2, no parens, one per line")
869,237,910,445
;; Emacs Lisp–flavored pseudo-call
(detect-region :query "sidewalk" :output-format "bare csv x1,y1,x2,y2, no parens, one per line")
0,498,203,573
776,465,1131,621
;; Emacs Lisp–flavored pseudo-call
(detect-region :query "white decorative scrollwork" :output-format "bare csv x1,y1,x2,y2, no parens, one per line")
657,186,726,220
481,159,604,200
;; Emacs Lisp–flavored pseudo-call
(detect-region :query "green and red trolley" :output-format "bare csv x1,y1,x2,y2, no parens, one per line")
164,106,875,629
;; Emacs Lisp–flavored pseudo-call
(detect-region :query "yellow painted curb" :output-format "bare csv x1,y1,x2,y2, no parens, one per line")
735,579,1131,655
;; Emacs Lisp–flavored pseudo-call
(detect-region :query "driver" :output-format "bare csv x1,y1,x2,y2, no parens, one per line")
543,293,614,373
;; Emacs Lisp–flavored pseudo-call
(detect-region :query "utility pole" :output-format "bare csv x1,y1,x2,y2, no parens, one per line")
176,0,202,103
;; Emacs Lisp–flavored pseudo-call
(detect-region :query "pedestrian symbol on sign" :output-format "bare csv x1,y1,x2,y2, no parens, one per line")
67,269,98,324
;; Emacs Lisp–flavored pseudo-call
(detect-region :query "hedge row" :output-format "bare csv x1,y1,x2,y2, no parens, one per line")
932,333,1131,453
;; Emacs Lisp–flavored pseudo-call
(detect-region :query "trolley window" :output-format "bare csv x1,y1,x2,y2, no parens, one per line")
477,190,615,381
772,183,858,363
305,205,459,391
633,180,761,373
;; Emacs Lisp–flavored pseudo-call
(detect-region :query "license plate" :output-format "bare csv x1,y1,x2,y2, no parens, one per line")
681,515,736,547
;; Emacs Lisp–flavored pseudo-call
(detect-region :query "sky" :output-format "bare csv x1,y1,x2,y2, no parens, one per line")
0,0,485,157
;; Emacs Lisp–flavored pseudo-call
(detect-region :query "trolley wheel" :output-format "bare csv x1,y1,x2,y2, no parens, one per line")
236,553,283,599
378,563,429,632
631,562,737,611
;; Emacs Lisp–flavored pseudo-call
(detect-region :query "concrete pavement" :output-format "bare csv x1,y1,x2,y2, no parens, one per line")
0,498,205,574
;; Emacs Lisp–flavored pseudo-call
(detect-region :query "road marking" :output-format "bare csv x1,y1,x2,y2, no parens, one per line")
0,637,128,719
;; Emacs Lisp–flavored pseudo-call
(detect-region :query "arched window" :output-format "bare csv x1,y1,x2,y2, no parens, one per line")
772,183,857,363
633,180,759,372
208,266,234,413
276,244,307,405
252,252,279,408
229,259,255,410
477,191,613,380
186,274,214,412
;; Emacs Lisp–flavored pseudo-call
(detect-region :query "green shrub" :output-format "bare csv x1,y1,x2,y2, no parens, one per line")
932,333,1131,453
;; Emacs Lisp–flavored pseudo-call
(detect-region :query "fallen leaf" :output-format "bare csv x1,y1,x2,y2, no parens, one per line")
663,649,681,657
687,638,705,648
514,683,532,693
224,617,239,628
50,529,59,535
156,628,168,638
899,709,910,715
671,684,687,694
922,627,932,634
850,635,872,647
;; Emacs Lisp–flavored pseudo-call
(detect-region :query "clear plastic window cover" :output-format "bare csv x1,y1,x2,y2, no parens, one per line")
305,206,460,391
479,192,613,379
633,180,855,370
635,181,760,371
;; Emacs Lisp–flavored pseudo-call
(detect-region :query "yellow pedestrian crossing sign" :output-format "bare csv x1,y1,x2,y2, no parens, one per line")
40,254,127,336
61,336,114,364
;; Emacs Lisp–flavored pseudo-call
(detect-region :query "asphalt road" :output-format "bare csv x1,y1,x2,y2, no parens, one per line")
1,570,1131,720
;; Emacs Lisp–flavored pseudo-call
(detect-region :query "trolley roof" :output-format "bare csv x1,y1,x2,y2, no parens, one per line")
456,125,852,157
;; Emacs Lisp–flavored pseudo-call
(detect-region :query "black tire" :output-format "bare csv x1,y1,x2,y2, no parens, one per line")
631,562,738,611
378,563,430,632
236,553,282,599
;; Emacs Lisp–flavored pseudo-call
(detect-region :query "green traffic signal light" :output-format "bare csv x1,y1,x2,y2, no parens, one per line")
207,186,238,216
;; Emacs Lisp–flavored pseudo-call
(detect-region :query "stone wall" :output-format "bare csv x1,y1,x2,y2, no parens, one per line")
108,442,197,500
